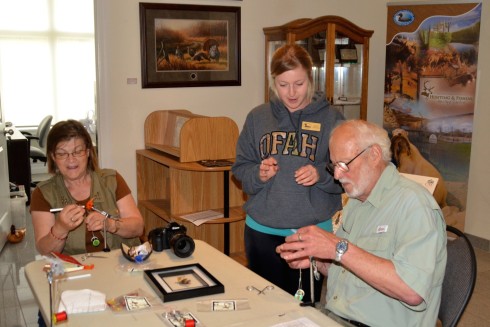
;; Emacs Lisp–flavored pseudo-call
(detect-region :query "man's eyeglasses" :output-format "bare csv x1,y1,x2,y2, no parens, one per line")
327,146,371,174
54,148,87,160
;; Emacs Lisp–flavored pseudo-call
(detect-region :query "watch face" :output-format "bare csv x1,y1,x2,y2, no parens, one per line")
337,240,348,254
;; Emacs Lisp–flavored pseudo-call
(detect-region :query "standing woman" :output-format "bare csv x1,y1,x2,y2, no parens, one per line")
232,44,344,301
30,120,143,255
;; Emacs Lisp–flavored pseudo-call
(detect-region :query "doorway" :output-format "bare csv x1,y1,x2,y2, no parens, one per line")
0,120,11,251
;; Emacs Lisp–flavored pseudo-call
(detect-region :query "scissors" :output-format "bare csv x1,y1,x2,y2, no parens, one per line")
246,285,274,295
81,253,107,261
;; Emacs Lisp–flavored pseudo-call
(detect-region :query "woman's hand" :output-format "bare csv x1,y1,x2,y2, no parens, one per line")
294,164,319,186
259,157,279,182
85,211,108,232
58,204,86,232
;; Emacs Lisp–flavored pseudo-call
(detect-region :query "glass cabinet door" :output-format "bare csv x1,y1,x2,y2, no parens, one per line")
263,16,373,120
332,31,364,119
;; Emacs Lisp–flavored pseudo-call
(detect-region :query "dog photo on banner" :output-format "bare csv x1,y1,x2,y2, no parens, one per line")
383,2,482,231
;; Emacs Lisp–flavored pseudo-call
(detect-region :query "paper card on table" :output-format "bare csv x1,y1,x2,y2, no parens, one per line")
124,295,151,311
180,210,224,226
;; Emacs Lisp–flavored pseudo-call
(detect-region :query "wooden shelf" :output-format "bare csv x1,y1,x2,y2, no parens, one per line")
137,110,246,255
144,110,238,162
137,149,234,172
139,199,245,224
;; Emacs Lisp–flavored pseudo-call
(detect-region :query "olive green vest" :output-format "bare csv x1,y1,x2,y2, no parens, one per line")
38,169,140,254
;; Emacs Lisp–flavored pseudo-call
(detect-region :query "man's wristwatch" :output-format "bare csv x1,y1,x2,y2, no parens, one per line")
335,239,349,262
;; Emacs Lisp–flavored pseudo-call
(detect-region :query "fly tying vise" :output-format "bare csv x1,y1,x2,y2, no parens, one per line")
85,198,116,252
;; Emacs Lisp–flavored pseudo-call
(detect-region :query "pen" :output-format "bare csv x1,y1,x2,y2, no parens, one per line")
50,205,85,213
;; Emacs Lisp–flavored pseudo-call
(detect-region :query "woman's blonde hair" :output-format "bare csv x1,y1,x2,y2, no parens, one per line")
269,44,315,101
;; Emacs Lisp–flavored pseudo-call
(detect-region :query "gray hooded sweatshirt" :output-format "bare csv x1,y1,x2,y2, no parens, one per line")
232,91,344,229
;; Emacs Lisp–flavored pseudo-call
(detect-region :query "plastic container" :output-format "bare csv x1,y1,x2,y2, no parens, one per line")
10,185,27,228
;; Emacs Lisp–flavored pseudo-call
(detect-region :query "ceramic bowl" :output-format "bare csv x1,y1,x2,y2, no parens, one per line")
120,242,152,263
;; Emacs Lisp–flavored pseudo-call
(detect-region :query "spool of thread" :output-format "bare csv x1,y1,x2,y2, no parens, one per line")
52,311,68,324
184,318,195,327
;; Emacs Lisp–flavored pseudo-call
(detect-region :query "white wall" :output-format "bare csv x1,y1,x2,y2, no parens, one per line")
95,0,490,243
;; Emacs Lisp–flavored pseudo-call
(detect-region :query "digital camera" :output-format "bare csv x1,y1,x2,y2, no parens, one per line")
148,222,195,258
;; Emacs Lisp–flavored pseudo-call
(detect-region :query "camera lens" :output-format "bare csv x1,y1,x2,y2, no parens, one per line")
170,234,195,258
149,229,164,252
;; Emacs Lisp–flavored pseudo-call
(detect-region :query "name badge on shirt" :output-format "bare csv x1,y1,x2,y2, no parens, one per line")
376,225,389,233
302,121,321,131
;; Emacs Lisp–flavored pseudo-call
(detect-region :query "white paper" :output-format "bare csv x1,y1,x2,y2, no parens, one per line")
58,289,106,314
180,210,224,226
270,317,321,327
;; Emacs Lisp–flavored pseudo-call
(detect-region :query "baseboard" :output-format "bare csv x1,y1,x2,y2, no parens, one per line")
466,233,490,252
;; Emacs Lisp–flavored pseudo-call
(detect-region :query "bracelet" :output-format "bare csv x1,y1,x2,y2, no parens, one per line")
112,219,121,234
50,226,67,241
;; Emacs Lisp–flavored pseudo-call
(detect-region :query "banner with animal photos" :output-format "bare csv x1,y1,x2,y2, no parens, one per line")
384,2,482,228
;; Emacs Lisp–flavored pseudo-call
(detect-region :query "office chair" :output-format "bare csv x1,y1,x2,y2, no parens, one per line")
438,225,477,327
21,115,53,164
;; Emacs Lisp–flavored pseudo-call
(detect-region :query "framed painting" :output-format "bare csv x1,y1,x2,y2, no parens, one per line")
139,3,241,88
144,263,225,302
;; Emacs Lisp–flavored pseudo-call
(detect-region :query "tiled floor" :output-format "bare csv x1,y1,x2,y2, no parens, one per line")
1,179,490,326
1,205,40,327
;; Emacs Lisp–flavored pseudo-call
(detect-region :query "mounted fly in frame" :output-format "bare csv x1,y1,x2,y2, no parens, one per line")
144,263,225,302
139,3,241,88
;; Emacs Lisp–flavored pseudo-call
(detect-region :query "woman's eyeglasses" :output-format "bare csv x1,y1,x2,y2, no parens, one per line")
54,148,87,160
327,146,371,174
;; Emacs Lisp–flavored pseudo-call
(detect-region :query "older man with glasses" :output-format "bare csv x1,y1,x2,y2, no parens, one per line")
277,119,447,327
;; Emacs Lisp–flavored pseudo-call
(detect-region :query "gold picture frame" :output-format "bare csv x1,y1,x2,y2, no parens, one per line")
139,3,241,88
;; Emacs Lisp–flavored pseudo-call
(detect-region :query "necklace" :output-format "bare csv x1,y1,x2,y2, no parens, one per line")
294,269,305,301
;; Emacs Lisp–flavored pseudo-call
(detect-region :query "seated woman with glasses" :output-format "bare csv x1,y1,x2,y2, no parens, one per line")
30,119,144,256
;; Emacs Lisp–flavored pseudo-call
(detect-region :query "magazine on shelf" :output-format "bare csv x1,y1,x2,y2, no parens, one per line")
180,210,224,226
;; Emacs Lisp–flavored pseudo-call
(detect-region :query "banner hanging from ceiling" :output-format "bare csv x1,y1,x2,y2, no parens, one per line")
384,2,482,228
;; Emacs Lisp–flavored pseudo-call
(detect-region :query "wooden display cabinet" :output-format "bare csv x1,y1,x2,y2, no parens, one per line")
263,16,373,120
137,110,245,255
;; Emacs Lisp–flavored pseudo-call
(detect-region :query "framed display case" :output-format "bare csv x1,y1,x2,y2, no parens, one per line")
144,263,224,302
263,16,373,120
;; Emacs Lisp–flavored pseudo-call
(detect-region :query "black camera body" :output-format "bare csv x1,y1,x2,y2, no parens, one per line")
148,222,195,258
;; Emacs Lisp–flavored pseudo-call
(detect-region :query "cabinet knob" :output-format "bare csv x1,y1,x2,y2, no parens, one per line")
3,127,14,136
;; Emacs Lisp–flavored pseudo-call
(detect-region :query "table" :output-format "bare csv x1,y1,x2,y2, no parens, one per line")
25,240,340,326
